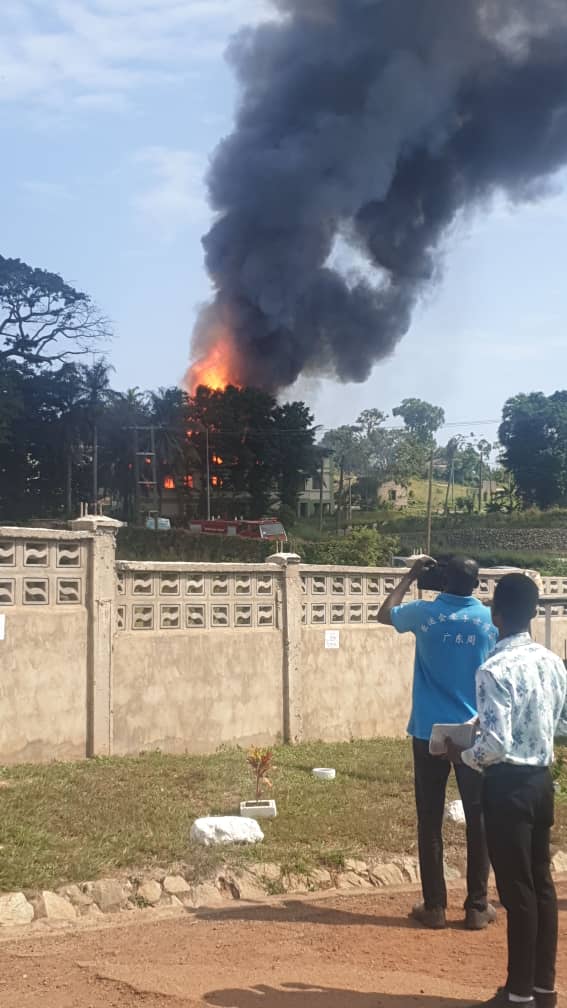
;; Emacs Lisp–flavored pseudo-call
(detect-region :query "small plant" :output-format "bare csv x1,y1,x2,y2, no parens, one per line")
246,747,275,801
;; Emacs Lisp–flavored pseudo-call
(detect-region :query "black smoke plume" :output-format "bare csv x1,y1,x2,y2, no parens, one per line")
192,0,567,391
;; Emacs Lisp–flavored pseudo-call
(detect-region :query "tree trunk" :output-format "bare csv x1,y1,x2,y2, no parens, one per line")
92,422,98,510
426,449,434,555
65,446,73,519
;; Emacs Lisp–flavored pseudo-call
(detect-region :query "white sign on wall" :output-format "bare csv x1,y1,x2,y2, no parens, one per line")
0,614,5,641
325,629,340,650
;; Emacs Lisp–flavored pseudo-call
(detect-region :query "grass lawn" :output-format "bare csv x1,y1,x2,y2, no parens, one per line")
1,739,566,893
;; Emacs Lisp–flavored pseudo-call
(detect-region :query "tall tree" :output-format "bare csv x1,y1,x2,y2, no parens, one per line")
0,256,109,368
392,398,445,480
273,400,318,520
392,398,445,441
499,392,567,508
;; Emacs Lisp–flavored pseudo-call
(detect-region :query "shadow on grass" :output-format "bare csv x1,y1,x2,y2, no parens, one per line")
204,982,473,1007
196,898,469,931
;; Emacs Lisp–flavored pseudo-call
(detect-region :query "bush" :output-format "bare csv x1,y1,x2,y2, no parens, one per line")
117,528,273,563
296,527,399,566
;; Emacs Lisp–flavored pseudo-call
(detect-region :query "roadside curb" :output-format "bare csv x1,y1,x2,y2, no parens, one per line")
1,851,566,935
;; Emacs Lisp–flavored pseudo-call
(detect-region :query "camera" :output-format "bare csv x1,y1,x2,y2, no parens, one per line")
416,558,448,592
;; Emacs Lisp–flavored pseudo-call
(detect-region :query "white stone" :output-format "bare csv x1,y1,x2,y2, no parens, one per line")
0,893,34,927
444,863,462,882
57,884,93,909
397,857,421,884
190,816,264,847
158,894,184,909
286,874,310,893
344,858,369,876
309,868,332,889
217,870,266,902
369,863,405,888
249,862,281,882
137,881,162,906
34,892,76,923
91,879,128,913
552,850,567,875
163,875,191,896
445,799,466,825
189,882,226,908
337,871,373,890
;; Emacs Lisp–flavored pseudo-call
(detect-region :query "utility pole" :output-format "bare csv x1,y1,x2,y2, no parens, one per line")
133,427,140,525
478,443,484,514
92,421,98,512
426,448,434,556
318,454,325,532
205,427,211,521
150,426,159,523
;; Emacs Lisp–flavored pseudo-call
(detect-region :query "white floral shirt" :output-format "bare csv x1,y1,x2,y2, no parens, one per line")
462,633,567,773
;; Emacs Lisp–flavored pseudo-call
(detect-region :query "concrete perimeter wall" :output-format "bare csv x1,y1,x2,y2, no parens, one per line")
1,520,567,764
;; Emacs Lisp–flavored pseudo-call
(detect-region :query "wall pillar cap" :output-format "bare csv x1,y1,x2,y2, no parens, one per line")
266,552,302,567
69,516,123,533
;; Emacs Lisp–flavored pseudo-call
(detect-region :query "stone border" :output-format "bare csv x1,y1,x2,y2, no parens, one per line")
1,851,565,931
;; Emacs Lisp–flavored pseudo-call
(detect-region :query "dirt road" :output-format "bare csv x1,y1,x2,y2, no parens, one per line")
1,882,566,1007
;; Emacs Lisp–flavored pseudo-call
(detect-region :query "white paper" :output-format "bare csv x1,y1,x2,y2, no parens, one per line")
429,722,477,756
0,614,5,641
325,630,340,650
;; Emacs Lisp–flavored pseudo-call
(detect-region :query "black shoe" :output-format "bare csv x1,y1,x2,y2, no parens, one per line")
533,993,557,1008
409,902,446,929
468,990,535,1007
465,902,497,931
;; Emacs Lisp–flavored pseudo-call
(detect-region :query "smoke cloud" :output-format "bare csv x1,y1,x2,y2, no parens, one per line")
192,0,567,391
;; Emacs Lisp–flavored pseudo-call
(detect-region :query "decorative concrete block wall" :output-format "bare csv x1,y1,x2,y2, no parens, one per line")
0,520,565,764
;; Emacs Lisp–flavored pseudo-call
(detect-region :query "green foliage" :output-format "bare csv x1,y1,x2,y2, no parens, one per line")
500,391,567,509
0,255,109,368
2,739,564,892
297,527,399,566
246,747,275,801
116,527,273,563
392,398,445,440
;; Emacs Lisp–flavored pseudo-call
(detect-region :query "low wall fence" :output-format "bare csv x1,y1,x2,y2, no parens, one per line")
0,518,565,763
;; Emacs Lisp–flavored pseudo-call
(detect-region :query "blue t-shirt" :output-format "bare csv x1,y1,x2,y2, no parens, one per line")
391,594,498,741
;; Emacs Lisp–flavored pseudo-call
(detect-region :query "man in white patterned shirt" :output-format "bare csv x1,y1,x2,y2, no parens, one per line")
445,573,567,1008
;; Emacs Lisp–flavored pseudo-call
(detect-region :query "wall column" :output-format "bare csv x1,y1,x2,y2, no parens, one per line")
269,553,303,743
70,516,122,757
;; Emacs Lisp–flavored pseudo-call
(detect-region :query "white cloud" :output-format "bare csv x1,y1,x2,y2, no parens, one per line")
133,145,209,241
0,0,274,109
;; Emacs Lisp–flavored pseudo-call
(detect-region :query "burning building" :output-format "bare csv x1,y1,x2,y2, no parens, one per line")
187,0,567,393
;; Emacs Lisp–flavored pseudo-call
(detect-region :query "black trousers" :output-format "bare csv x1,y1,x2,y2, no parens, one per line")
413,737,490,912
483,764,558,998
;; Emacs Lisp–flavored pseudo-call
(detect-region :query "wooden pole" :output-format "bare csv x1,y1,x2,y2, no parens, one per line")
426,449,434,555
318,454,325,532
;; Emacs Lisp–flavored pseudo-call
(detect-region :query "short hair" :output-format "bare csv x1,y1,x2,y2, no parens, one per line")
444,556,479,596
492,573,539,631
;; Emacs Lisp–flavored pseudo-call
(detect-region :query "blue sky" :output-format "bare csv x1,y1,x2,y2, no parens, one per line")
2,0,567,445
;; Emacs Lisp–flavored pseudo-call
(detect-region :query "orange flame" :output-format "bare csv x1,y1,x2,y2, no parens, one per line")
186,325,243,395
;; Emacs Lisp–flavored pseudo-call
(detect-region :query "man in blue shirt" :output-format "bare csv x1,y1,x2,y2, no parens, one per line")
379,555,498,930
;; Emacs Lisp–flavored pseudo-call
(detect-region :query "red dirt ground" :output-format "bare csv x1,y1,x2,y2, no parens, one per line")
1,881,566,1008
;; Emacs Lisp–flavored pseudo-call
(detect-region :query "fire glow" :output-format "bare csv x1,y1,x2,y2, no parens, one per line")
186,326,243,395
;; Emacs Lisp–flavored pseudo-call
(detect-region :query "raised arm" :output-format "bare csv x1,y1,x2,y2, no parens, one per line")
378,556,432,626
